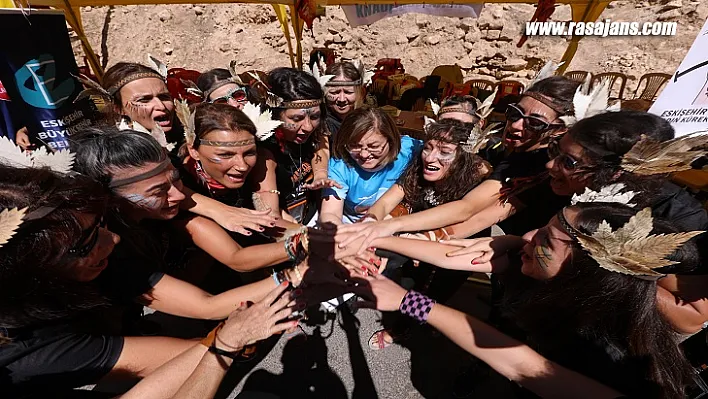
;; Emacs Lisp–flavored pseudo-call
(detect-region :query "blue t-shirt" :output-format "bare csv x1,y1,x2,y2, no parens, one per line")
324,135,423,223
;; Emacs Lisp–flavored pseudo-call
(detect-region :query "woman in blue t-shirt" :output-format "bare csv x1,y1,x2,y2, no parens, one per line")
320,107,423,225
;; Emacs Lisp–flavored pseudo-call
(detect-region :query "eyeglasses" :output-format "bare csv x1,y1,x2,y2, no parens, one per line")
209,87,248,104
346,141,388,156
68,217,105,258
506,104,563,133
548,139,580,171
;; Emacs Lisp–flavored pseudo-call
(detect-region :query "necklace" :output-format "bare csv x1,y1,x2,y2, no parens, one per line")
423,187,440,206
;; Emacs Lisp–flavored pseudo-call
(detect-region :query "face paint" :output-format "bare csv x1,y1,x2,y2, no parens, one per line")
534,237,553,269
282,122,298,130
124,193,163,210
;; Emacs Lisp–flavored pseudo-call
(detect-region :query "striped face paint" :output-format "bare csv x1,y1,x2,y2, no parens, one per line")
534,238,553,269
124,193,164,211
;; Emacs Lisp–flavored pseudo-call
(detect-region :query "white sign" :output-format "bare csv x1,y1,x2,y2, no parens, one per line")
649,17,708,136
343,4,483,28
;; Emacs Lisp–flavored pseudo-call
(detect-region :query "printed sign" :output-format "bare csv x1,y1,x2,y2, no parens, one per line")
649,17,708,136
0,9,93,150
343,4,483,28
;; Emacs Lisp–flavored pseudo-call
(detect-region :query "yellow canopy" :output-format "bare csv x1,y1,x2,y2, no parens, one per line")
14,0,609,79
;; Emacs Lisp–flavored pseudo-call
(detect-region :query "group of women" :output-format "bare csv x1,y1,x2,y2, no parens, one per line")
1,55,707,399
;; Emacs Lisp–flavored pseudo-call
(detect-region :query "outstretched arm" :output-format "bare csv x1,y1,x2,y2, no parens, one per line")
250,147,283,218
365,184,406,222
176,215,289,272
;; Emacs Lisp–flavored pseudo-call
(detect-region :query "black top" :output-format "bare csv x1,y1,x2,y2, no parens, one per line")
487,147,549,183
260,136,318,224
325,113,343,144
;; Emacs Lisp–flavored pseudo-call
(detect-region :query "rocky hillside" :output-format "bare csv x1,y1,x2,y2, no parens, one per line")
72,0,707,89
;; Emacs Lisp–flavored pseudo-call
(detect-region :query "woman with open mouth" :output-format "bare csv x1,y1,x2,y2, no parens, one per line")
323,61,367,138
100,58,182,143
249,67,333,225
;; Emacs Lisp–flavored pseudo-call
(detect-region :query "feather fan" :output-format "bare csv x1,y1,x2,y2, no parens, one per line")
474,88,498,120
174,99,196,146
0,207,27,248
461,123,502,154
620,131,708,175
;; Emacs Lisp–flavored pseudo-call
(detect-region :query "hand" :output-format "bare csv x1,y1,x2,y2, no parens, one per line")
352,273,407,312
216,282,300,350
212,206,278,236
302,178,343,191
308,229,379,274
335,219,401,255
15,127,34,151
441,235,526,263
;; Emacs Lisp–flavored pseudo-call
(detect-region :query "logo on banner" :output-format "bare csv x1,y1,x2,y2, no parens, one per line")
14,53,75,110
0,80,9,101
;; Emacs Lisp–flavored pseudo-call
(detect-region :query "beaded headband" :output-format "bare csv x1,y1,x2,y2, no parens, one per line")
522,91,572,116
279,99,323,109
325,79,363,87
109,158,171,188
106,72,166,96
199,138,256,147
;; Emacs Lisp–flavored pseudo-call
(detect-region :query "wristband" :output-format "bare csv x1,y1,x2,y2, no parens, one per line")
200,322,225,347
399,290,436,324
208,342,241,360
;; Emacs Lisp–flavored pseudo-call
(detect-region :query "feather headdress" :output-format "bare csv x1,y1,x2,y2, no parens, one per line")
117,118,174,151
620,131,708,176
306,56,335,90
174,99,196,146
429,99,441,116
247,72,284,108
0,136,74,174
570,183,637,207
0,207,27,249
241,102,283,141
564,207,704,279
181,78,204,99
147,54,168,79
351,58,375,87
72,73,111,103
473,88,498,120
460,122,502,154
559,77,620,126
524,61,564,92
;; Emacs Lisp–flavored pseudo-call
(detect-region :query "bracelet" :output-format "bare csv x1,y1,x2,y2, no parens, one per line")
292,264,303,287
284,235,298,261
272,270,286,286
208,340,242,360
257,189,281,195
200,322,225,347
399,290,436,324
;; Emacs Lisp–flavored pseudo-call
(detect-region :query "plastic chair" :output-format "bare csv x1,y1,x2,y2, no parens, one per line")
564,70,591,83
591,72,628,101
431,64,464,91
466,79,496,92
443,82,473,99
632,73,671,101
493,80,525,104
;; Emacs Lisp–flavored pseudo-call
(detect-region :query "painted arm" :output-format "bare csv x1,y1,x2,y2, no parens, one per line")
176,215,289,272
250,147,282,218
312,133,330,182
178,185,277,235
657,274,708,335
366,184,406,222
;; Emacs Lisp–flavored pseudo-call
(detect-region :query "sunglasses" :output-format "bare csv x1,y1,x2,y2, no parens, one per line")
209,87,248,104
68,217,105,258
506,104,563,133
548,139,580,171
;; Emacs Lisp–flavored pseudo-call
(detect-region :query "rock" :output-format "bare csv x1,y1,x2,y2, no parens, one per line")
463,42,475,52
327,27,339,35
163,46,174,55
406,32,420,40
457,17,476,31
396,35,408,45
502,57,527,71
425,34,441,45
345,41,355,50
415,16,430,28
526,71,536,79
193,5,205,15
464,30,481,43
498,34,514,42
158,10,172,22
455,29,465,40
657,9,681,20
234,26,244,34
219,42,231,52
484,29,502,40
659,0,682,12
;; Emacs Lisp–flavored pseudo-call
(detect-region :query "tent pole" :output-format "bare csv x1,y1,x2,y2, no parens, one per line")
290,6,303,70
558,0,608,74
62,2,104,79
272,4,296,68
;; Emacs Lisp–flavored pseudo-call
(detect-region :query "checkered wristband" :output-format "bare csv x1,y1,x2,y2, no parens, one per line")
399,290,436,324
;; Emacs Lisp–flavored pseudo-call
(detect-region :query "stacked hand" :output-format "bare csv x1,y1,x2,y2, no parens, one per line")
212,207,278,236
309,227,380,275
216,282,300,350
335,219,400,255
441,235,526,264
302,178,343,191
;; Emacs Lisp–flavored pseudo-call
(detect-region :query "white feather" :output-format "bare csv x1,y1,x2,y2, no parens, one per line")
130,121,151,134
423,116,436,129
571,183,637,207
166,143,176,152
149,124,169,148
30,147,75,174
242,102,283,141
429,99,440,115
147,54,168,78
117,118,132,131
525,61,564,91
0,136,32,168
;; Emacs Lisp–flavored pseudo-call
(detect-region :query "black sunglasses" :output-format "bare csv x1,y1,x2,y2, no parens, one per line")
68,217,105,258
548,139,580,171
505,104,563,133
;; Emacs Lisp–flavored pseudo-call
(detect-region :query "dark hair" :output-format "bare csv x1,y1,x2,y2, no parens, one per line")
524,76,582,117
331,107,401,167
439,95,481,124
325,62,362,82
102,62,164,106
503,203,696,398
267,67,328,141
188,102,257,151
0,166,110,328
196,68,262,104
399,120,489,208
567,110,675,198
70,127,167,187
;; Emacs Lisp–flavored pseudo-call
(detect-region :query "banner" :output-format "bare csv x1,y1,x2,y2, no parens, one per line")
342,4,483,28
0,79,16,140
0,9,93,150
649,16,708,137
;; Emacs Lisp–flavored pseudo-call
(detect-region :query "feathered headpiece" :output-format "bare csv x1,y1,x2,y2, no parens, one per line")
117,118,175,152
0,207,26,249
147,54,168,80
524,61,564,92
570,183,637,207
175,99,196,146
559,77,620,126
326,58,374,87
620,131,708,176
185,61,249,101
560,207,704,279
306,56,335,90
246,71,287,108
351,58,375,87
473,88,498,120
241,102,283,141
0,136,74,174
460,122,502,154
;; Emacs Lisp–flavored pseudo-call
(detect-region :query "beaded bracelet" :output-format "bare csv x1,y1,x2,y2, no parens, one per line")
399,290,436,324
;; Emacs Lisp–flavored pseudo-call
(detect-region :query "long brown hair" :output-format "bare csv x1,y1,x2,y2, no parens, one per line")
399,120,489,208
